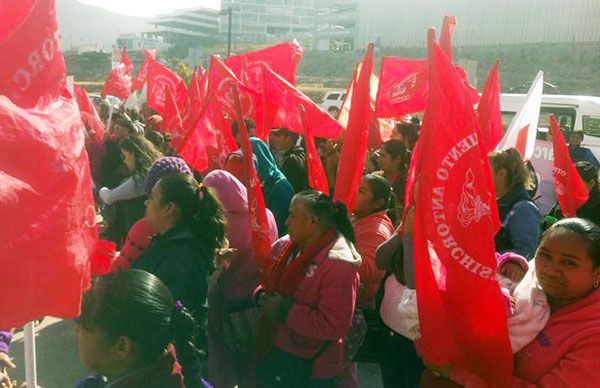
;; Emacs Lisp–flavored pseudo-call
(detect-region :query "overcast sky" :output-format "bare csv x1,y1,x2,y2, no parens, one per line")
79,0,221,17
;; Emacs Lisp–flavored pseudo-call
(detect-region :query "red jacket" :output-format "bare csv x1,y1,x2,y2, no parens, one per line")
451,287,600,387
271,234,361,379
353,211,394,308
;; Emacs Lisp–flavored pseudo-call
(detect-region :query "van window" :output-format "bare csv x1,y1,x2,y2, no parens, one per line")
327,93,341,100
500,106,576,135
583,115,600,138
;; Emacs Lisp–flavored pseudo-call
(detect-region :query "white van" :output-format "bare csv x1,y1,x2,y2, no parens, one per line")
499,94,600,214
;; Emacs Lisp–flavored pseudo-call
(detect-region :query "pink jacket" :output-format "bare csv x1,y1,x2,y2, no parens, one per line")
451,287,600,387
271,234,361,379
352,211,394,308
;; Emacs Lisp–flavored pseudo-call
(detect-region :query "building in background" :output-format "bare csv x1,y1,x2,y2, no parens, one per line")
314,0,357,51
147,7,221,46
355,0,600,49
116,33,170,52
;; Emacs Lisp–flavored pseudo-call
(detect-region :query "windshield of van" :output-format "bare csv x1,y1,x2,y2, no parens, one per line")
501,106,576,139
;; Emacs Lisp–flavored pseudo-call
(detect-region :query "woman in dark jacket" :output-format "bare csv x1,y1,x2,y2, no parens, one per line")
132,173,227,357
489,148,542,259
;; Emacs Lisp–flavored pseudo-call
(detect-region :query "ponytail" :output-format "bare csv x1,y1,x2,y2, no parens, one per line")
332,200,356,243
172,303,203,388
293,190,355,243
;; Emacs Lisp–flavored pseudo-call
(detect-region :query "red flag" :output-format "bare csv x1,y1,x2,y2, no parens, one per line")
375,57,479,118
412,29,511,385
549,114,589,217
131,48,157,90
225,41,303,89
74,84,105,141
231,85,272,272
161,86,186,147
177,93,216,173
101,47,133,100
299,105,329,194
263,66,343,139
0,0,66,108
477,60,503,152
121,47,133,74
146,57,184,115
439,15,457,62
0,0,96,328
208,55,261,131
333,43,375,212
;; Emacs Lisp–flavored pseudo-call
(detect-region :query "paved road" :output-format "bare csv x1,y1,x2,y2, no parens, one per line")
9,318,383,388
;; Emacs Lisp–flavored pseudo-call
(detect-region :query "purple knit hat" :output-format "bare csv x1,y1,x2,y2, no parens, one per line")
143,157,193,195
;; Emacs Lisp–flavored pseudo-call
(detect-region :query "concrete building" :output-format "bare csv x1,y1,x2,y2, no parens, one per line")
147,7,220,45
116,33,170,52
356,0,600,49
314,1,357,51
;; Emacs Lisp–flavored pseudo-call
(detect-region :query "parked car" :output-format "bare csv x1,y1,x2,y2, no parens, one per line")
320,90,346,117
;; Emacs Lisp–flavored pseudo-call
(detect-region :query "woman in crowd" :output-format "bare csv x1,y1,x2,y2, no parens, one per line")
255,191,361,388
431,218,600,386
377,140,410,224
391,121,419,151
202,170,279,388
99,133,162,247
489,148,541,259
250,137,294,236
338,174,396,387
111,157,193,270
75,269,203,388
131,173,227,359
549,161,600,226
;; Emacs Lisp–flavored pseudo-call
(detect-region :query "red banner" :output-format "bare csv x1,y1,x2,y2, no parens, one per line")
439,15,457,62
477,60,503,152
74,84,105,141
412,29,511,385
131,48,157,90
299,105,329,194
549,114,589,217
146,57,185,114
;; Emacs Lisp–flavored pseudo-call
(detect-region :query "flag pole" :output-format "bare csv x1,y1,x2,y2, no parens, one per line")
24,321,38,388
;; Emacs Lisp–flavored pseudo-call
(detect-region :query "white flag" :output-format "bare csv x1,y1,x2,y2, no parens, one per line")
496,71,543,161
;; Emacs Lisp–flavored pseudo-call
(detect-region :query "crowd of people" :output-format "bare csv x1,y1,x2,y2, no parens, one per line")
2,98,600,388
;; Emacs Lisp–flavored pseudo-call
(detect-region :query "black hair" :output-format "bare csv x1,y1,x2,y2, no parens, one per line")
575,161,599,186
395,122,420,150
363,173,394,214
157,173,227,256
542,218,600,268
273,127,300,144
230,118,255,137
111,113,136,134
77,269,202,387
381,139,410,172
292,190,355,243
119,134,163,186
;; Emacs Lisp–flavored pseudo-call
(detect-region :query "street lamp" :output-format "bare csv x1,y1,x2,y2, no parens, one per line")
219,6,239,57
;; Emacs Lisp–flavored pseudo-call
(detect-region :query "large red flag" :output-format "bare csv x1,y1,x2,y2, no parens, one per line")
439,15,457,62
333,42,375,212
161,86,186,148
549,114,589,217
299,105,329,194
177,93,216,173
0,0,65,108
263,66,343,139
225,41,303,89
74,84,105,141
412,29,511,385
0,0,96,328
477,60,503,152
146,57,185,115
231,85,272,272
101,47,132,100
131,48,157,90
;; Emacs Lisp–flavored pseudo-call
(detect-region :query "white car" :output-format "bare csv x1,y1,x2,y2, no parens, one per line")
320,90,346,117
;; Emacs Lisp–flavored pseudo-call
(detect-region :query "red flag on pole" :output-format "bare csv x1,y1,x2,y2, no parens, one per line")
231,85,272,272
299,105,329,194
225,41,303,89
161,86,186,147
146,57,184,115
333,42,375,212
477,60,503,152
121,47,133,73
262,66,343,139
177,93,216,173
412,28,511,385
101,48,132,100
131,48,157,90
439,15,457,62
0,0,96,328
0,0,66,108
549,114,589,217
74,84,105,141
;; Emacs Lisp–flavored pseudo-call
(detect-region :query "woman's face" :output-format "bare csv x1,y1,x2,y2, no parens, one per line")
286,199,316,247
535,230,600,306
490,165,508,197
75,324,115,375
354,178,378,218
378,148,396,174
145,182,169,230
121,150,135,172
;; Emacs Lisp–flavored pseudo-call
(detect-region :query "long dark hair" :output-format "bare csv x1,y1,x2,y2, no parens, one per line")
542,218,600,268
119,134,163,185
77,269,202,387
157,173,227,256
363,173,396,221
293,190,355,243
381,139,410,173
